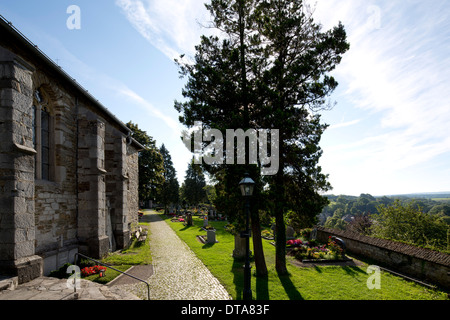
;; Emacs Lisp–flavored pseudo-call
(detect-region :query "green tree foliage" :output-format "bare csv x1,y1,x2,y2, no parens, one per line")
428,203,450,224
182,159,207,206
175,0,269,276
372,200,448,250
175,0,349,275
320,194,450,229
252,0,349,274
159,144,179,213
324,208,347,230
126,121,164,204
203,184,217,205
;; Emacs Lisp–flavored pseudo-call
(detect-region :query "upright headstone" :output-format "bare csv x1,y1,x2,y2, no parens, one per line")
311,227,317,241
207,230,216,244
232,234,252,258
286,226,295,240
186,213,193,226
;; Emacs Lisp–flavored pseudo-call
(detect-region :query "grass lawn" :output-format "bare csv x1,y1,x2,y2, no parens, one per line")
82,264,132,284
74,218,152,285
158,211,448,300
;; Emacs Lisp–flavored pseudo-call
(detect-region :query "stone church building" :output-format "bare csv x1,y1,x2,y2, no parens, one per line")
0,17,143,283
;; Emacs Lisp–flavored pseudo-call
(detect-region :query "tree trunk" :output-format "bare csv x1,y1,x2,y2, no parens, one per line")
237,0,269,278
251,207,268,277
275,207,287,275
274,168,288,275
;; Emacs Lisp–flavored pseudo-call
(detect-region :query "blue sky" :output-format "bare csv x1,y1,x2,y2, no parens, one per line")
1,1,449,196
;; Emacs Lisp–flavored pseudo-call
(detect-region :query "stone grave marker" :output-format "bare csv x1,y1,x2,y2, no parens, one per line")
207,230,216,244
286,226,295,240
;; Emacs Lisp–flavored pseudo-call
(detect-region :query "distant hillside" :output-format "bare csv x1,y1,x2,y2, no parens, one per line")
382,192,450,200
324,192,450,201
319,192,450,228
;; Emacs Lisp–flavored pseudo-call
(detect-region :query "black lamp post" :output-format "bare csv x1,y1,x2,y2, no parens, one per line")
239,173,255,300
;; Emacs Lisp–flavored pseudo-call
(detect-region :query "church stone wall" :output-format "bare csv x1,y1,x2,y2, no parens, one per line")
0,22,143,282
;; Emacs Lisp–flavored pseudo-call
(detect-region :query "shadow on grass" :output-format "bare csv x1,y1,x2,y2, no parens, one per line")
255,274,269,300
178,224,192,231
231,259,244,300
342,266,366,279
202,242,215,249
278,271,304,300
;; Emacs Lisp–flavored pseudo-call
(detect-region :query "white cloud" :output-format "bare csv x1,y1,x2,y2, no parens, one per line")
315,0,450,194
116,0,450,194
118,86,182,133
116,0,213,60
328,119,361,130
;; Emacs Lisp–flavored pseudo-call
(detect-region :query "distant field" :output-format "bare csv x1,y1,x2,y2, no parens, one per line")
432,198,450,202
390,193,450,200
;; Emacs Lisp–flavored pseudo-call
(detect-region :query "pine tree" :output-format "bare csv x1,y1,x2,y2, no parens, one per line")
175,0,349,275
176,0,269,277
251,0,349,274
159,144,179,213
126,121,164,205
183,158,207,206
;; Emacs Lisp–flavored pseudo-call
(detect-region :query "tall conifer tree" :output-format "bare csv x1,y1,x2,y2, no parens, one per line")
159,144,179,213
175,0,349,275
126,121,165,205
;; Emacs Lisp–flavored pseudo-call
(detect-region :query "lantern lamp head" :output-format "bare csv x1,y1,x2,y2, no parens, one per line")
239,173,255,197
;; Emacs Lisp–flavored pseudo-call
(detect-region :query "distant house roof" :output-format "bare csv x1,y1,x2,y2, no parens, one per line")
0,14,145,151
341,214,354,223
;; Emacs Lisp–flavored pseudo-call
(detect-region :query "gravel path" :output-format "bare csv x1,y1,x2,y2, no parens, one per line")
118,211,231,300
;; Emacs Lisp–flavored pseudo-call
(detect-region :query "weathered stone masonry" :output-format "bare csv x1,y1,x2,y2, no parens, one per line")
316,226,450,290
0,17,143,283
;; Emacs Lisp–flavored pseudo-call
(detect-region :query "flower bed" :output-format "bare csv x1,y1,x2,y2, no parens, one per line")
171,216,185,223
81,265,107,277
286,239,303,247
288,237,346,262
261,230,274,240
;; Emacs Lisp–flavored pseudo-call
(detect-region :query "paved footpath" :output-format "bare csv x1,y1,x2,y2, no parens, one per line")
119,211,231,300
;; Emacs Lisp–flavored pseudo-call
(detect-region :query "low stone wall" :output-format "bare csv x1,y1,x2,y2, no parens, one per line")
316,226,450,290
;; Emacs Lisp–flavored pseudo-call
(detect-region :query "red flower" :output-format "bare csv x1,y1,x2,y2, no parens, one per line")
81,265,106,277
286,239,303,247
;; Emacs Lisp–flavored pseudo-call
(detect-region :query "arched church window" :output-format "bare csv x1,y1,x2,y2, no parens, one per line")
33,89,54,181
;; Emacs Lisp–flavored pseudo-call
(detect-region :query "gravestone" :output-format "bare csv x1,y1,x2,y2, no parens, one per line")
331,236,346,253
203,217,209,228
286,226,295,240
186,213,193,226
311,227,317,240
232,234,252,258
207,230,216,244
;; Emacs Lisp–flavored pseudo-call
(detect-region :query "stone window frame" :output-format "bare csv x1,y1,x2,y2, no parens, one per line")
33,88,55,181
